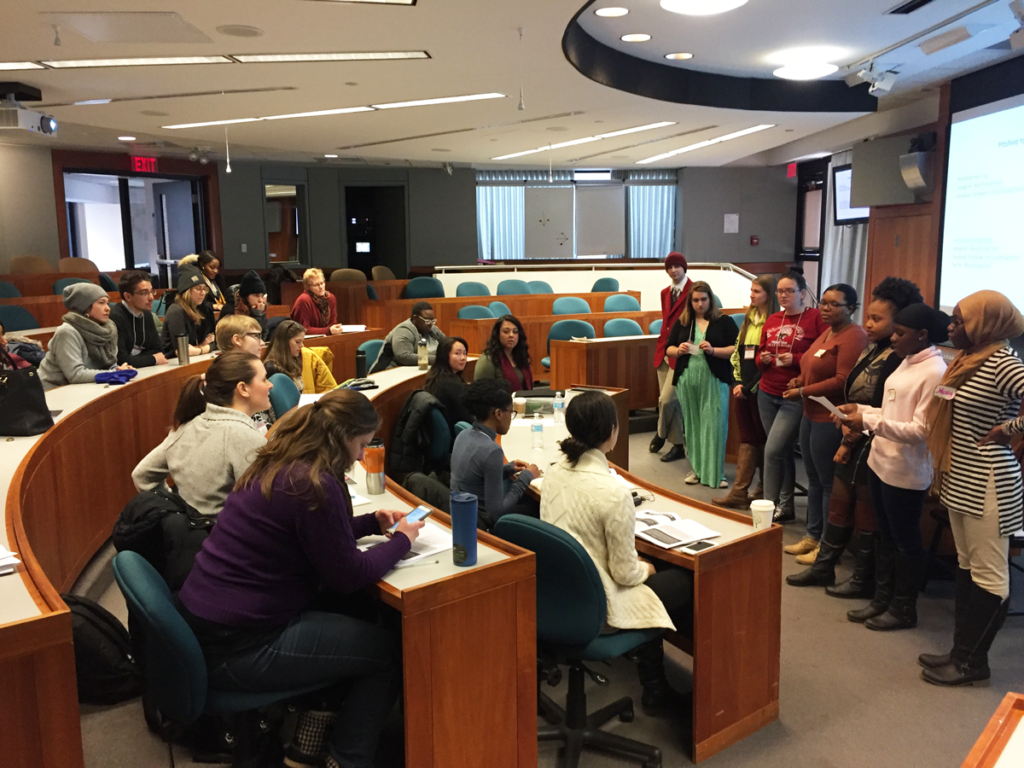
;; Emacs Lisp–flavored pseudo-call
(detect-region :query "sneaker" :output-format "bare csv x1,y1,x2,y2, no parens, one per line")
784,536,818,556
773,507,796,524
795,545,820,565
718,480,729,489
684,471,699,484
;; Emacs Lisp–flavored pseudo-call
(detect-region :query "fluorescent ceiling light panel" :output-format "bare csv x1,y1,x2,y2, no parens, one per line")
313,0,414,4
262,106,374,120
620,34,652,42
118,136,136,141
42,56,232,68
492,122,675,160
637,124,774,164
74,99,112,105
596,121,676,139
665,52,694,60
231,51,428,63
595,7,629,16
371,93,505,109
164,117,260,129
0,62,45,71
660,0,748,15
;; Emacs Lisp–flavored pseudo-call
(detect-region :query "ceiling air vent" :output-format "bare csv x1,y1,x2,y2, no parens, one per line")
887,0,938,14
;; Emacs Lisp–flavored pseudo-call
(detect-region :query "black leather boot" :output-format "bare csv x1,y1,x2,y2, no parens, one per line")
786,524,851,587
923,581,1009,687
649,434,665,453
826,531,876,599
865,551,924,631
919,567,972,669
660,444,686,463
848,536,893,623
634,640,676,716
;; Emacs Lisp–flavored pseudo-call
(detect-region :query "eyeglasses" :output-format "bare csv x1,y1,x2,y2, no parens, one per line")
818,301,849,310
416,316,437,326
776,288,797,296
244,332,263,341
132,289,155,298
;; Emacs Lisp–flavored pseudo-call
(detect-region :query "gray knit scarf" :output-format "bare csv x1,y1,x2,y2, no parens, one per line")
62,312,118,368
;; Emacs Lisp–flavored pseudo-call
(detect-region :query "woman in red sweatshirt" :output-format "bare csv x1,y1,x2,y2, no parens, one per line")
756,269,826,523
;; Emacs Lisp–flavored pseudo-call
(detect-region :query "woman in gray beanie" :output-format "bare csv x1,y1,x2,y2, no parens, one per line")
39,282,132,389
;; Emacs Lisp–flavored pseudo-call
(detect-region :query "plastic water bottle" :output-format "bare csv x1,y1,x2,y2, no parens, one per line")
531,413,544,450
417,339,428,370
553,391,566,425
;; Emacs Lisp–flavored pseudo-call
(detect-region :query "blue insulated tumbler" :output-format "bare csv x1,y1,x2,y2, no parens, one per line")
449,492,478,567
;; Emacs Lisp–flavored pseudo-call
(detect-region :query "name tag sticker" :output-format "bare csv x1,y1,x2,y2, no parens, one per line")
888,389,896,402
935,385,957,400
814,349,826,358
744,348,755,360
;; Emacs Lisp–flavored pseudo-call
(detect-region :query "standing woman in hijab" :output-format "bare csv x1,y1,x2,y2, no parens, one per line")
919,291,1024,687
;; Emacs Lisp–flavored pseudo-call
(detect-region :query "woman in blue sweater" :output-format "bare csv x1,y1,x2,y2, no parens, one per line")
178,389,424,768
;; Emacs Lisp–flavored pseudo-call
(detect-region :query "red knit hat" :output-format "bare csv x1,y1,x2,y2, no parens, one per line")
664,252,687,270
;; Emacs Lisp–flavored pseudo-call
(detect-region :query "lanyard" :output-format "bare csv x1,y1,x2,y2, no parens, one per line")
778,308,806,356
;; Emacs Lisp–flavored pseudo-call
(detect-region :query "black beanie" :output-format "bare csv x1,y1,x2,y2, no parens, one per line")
238,270,267,299
177,266,205,294
894,303,950,344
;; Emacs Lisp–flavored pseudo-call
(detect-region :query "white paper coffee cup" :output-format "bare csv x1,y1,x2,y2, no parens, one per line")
750,499,774,531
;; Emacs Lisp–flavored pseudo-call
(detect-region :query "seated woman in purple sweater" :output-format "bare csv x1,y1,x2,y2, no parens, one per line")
178,389,424,768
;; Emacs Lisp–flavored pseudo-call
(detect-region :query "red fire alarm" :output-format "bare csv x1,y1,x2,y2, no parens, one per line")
750,235,760,246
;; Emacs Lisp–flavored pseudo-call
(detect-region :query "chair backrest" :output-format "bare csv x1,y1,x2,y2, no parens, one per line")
358,339,384,371
268,373,301,416
730,312,746,330
547,319,596,353
496,279,531,296
604,318,643,337
266,315,288,338
52,276,94,295
329,268,367,283
0,280,22,298
456,281,490,297
648,318,663,335
98,272,118,292
0,305,40,332
424,406,452,461
457,305,495,320
9,255,53,274
59,257,100,274
591,277,620,292
153,293,172,318
111,551,208,724
493,515,606,645
454,420,472,435
527,280,553,294
488,300,512,318
552,296,591,315
366,284,379,300
603,294,640,312
371,265,396,281
405,276,445,299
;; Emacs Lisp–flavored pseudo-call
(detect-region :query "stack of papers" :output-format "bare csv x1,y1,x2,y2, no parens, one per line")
342,325,367,333
350,489,372,507
358,523,454,568
634,512,720,550
0,545,20,576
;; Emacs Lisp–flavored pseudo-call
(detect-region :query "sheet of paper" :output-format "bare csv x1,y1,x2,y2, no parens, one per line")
808,395,847,420
342,325,367,333
724,213,739,233
350,492,372,507
298,393,323,407
683,342,702,356
358,523,454,568
634,513,721,549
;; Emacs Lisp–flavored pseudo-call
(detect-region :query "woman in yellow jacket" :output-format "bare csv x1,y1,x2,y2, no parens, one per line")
263,319,337,394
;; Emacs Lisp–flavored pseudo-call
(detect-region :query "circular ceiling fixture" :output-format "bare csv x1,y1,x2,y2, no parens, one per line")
621,33,651,42
595,7,629,16
773,62,838,80
768,46,844,81
660,0,748,16
216,25,264,38
665,52,694,60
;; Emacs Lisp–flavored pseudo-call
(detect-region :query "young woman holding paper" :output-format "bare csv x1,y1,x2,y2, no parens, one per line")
666,282,738,488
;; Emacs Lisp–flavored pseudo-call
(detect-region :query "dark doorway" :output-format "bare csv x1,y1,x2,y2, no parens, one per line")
345,186,407,279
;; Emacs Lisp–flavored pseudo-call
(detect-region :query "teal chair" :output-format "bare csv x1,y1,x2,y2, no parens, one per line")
0,280,22,298
497,279,531,296
528,280,553,294
424,406,452,467
0,305,39,332
454,420,472,436
604,318,643,337
366,284,379,300
730,312,747,328
358,339,384,371
488,301,512,318
112,552,328,761
543,319,595,369
456,281,490,297
405,276,445,299
493,515,663,768
98,273,118,292
591,277,619,292
268,373,301,417
53,276,93,295
552,297,590,315
153,293,172,319
603,294,640,312
649,319,663,335
457,305,495,320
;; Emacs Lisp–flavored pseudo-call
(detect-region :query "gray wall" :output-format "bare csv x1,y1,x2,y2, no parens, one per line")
218,161,267,271
407,168,477,268
0,144,61,273
679,167,797,264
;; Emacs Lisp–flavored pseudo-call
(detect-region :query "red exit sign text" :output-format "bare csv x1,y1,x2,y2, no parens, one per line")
131,156,158,173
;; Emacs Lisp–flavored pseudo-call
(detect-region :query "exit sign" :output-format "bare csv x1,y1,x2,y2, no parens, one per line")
131,156,158,173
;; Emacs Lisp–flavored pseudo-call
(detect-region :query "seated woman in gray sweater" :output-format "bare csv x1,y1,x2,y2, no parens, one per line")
449,378,542,529
39,282,132,389
132,351,271,518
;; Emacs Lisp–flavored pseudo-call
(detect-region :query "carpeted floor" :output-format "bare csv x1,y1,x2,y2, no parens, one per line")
78,427,1024,768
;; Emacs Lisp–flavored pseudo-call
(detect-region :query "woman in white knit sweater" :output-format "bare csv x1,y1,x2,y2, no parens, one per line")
540,391,692,715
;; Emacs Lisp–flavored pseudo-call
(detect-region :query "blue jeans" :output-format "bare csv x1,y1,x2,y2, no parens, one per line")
757,391,801,514
800,419,844,541
868,466,926,556
207,611,401,768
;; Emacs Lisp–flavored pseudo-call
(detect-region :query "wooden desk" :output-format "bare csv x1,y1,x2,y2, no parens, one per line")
0,291,165,328
450,310,662,355
301,328,386,383
963,693,1024,768
0,271,99,296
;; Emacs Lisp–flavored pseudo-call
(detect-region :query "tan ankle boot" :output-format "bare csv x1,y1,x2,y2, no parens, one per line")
712,444,757,509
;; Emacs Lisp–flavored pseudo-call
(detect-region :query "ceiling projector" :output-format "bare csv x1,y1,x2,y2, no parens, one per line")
0,83,56,135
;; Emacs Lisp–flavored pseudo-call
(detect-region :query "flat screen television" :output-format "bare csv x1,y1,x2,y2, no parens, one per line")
832,164,870,226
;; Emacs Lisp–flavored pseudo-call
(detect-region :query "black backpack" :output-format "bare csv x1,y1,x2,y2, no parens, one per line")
61,593,142,705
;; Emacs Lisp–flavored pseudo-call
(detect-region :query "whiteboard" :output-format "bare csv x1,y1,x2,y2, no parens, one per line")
576,183,625,256
525,187,574,258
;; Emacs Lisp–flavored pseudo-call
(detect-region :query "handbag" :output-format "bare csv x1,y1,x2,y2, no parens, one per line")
0,349,54,436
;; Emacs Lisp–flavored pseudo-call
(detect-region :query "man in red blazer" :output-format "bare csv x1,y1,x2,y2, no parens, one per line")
651,251,692,462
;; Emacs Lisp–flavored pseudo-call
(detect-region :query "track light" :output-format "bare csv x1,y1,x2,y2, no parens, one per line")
845,63,897,96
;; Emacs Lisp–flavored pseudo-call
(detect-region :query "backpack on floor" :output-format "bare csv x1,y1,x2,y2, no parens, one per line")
61,593,142,705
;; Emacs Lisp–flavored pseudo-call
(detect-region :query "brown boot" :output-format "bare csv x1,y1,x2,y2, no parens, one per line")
712,444,757,509
747,445,764,503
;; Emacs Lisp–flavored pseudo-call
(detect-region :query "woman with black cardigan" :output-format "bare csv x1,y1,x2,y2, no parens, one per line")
424,336,474,437
666,281,738,488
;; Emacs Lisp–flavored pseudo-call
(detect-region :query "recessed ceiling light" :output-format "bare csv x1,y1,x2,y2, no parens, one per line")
660,0,748,15
492,122,675,160
0,62,45,71
665,52,694,60
41,56,233,69
216,25,264,38
595,7,629,16
637,124,773,164
232,51,428,63
620,33,651,42
118,136,136,141
773,63,838,80
324,153,338,158
766,46,845,66
371,93,505,109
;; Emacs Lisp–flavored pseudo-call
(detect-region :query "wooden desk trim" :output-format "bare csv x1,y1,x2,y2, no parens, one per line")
963,693,1024,768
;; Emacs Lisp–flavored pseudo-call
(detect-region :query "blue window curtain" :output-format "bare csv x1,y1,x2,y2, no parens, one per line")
477,184,524,261
627,170,677,260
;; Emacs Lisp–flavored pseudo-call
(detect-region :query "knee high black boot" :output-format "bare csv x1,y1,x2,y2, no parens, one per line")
826,531,876,599
848,536,894,623
923,580,1009,686
786,524,851,587
865,551,925,631
634,640,675,716
919,567,972,669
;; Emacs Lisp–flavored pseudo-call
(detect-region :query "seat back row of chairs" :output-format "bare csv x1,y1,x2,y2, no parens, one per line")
455,294,640,320
423,277,623,300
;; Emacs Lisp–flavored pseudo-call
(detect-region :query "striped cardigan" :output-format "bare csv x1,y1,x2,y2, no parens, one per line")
941,347,1024,536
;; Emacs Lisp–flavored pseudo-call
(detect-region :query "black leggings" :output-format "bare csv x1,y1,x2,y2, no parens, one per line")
645,565,694,634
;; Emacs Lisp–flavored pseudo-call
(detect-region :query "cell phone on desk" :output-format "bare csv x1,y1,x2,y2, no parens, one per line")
680,540,716,555
388,505,432,534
